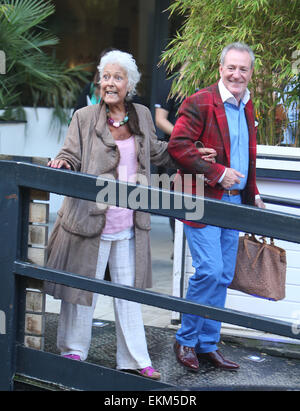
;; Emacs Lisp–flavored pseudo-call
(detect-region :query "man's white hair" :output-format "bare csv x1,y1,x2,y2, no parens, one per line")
97,50,141,99
220,42,255,69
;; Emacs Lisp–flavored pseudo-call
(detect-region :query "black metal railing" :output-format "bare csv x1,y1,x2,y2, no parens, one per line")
0,160,300,391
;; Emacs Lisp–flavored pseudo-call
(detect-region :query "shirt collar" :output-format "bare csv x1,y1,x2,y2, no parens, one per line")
218,79,250,107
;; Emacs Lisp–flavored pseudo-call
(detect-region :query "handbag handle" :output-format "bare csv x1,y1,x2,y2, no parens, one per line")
251,242,266,269
243,234,266,269
257,235,275,246
243,234,281,268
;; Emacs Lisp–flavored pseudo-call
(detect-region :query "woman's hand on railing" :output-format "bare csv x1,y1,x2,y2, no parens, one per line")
47,159,71,169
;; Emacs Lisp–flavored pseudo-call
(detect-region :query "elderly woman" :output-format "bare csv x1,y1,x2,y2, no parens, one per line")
45,50,174,380
45,50,215,379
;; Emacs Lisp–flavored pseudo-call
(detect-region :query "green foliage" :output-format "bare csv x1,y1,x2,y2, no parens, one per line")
0,0,90,125
162,0,300,146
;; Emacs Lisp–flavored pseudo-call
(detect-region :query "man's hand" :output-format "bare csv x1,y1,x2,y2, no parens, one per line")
255,197,266,209
220,168,244,189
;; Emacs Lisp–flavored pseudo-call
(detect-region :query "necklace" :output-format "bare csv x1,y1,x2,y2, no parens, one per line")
106,106,129,128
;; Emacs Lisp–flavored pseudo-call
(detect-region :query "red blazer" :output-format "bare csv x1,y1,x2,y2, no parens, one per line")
168,82,259,227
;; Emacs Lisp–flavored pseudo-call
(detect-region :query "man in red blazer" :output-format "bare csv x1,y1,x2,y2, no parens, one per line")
168,42,265,372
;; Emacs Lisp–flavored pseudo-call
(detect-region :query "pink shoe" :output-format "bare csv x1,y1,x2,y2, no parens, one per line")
137,366,161,380
62,354,81,361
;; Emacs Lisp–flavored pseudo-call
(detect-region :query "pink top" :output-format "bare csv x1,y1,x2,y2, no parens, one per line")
102,136,137,234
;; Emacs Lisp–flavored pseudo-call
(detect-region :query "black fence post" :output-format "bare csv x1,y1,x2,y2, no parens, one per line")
0,165,19,390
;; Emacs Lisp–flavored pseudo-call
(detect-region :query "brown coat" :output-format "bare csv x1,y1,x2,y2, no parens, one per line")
44,102,174,306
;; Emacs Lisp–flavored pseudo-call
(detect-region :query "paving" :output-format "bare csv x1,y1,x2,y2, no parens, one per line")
35,312,300,391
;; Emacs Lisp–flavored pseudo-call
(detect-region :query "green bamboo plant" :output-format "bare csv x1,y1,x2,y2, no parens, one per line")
0,0,89,127
161,0,300,146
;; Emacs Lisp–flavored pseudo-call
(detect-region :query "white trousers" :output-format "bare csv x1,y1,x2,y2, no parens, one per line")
57,236,152,370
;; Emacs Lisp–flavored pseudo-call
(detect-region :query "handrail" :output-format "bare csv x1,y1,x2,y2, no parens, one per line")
14,261,300,339
1,159,300,391
257,153,300,162
4,160,300,242
261,194,300,209
256,168,300,181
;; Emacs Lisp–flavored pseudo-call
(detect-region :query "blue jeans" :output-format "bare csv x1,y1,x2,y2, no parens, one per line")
176,193,241,353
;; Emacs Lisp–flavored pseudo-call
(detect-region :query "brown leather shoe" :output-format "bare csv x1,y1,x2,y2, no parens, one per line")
174,341,199,372
197,350,240,370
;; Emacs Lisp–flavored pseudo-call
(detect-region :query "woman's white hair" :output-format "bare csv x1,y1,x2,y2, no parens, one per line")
97,50,141,99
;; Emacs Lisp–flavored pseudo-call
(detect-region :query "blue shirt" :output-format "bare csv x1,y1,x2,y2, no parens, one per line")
224,101,249,190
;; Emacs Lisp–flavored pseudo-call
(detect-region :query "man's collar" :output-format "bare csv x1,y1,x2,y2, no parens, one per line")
218,79,250,107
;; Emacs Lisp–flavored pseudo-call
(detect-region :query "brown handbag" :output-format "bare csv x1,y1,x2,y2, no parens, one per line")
229,234,287,301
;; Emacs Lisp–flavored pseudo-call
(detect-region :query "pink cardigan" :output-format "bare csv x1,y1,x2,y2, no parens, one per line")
102,136,137,234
